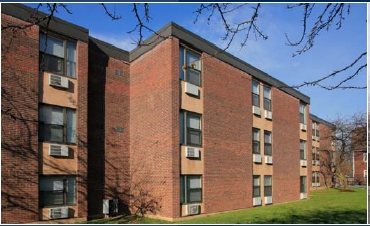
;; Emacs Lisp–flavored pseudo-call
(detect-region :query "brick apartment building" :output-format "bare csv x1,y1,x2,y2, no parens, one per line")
351,127,367,185
1,4,336,223
310,114,337,189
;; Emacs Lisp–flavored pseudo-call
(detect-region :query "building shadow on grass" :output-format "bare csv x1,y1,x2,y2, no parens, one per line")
250,209,366,224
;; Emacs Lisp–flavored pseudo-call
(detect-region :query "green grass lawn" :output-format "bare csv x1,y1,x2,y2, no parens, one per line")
80,188,367,224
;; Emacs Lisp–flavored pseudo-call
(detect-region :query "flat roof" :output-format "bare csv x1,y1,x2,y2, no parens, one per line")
130,22,310,104
310,114,336,129
3,4,310,104
2,3,89,42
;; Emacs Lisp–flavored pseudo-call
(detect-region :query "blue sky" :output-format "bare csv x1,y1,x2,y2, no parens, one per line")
25,3,367,121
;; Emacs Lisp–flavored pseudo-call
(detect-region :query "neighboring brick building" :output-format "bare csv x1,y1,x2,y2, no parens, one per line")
351,127,367,185
1,3,337,223
310,114,336,190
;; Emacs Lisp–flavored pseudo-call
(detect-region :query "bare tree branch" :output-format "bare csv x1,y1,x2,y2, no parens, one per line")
128,3,165,47
194,3,267,51
290,52,366,90
100,3,122,20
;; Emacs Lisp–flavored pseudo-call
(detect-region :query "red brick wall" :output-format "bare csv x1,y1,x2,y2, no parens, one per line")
1,14,40,223
87,41,131,216
306,106,312,198
319,123,335,187
104,57,130,211
77,40,89,218
203,53,252,213
354,151,366,182
130,37,180,218
272,87,300,203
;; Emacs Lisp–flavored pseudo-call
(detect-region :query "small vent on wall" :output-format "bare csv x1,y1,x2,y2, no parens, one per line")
49,207,69,219
49,144,69,157
186,205,200,216
49,74,69,89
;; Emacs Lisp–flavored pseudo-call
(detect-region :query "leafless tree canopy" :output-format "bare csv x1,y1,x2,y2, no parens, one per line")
326,112,367,189
2,3,366,90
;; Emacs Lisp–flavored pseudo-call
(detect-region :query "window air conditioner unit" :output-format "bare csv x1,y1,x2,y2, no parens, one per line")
312,160,316,165
49,206,69,219
264,110,272,120
186,147,200,158
252,106,261,116
316,160,320,166
49,74,69,89
300,123,307,131
316,137,320,142
312,136,316,141
185,82,199,97
49,144,69,157
264,196,273,204
300,193,307,199
312,183,317,187
253,154,262,163
300,160,307,167
317,183,320,187
265,156,273,164
103,199,118,215
186,204,200,216
253,197,262,206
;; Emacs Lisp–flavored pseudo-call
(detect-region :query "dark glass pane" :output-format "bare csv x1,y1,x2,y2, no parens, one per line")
253,141,260,154
264,144,272,155
187,129,201,146
253,186,260,197
180,176,185,204
300,149,305,160
264,98,271,111
42,125,63,143
300,113,304,124
300,177,306,193
264,186,272,196
50,125,64,143
187,189,202,203
41,191,64,206
40,53,64,75
187,69,201,86
252,93,260,107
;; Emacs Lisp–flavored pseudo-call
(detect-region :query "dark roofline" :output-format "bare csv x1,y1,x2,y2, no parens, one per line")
89,37,129,62
130,22,310,104
2,3,89,42
310,114,336,129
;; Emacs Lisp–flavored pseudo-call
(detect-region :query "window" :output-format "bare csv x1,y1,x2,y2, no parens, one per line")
180,175,202,204
264,175,272,197
180,46,201,86
253,128,260,154
264,131,272,156
40,33,76,78
312,122,320,137
39,176,76,207
300,176,307,193
252,81,260,107
363,153,367,162
299,103,306,124
312,147,316,165
180,111,202,146
317,149,320,161
300,140,306,160
253,175,261,197
364,170,367,178
263,86,271,111
312,171,320,184
39,105,76,144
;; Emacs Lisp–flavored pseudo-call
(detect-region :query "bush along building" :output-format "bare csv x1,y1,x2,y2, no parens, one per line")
1,4,337,223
